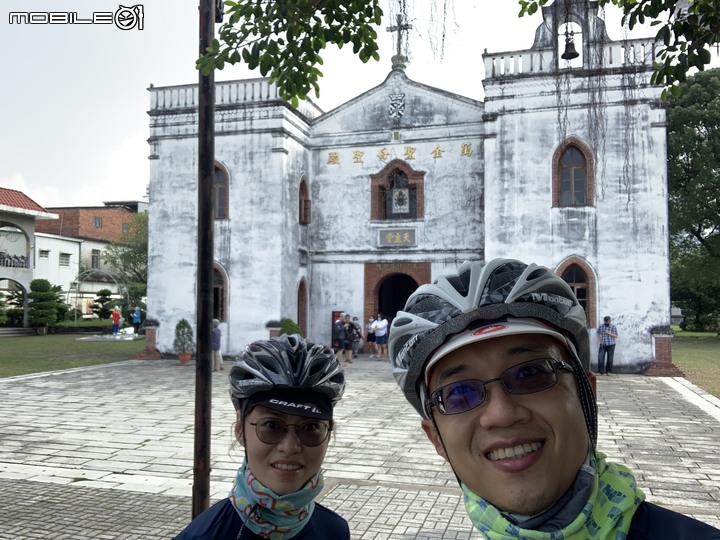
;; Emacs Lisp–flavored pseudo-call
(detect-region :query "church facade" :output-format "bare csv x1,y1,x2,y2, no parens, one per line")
146,1,670,372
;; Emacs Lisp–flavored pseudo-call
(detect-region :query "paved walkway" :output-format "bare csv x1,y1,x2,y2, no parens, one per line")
0,356,719,539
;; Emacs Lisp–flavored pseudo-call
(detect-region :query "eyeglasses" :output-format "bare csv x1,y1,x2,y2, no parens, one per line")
249,418,331,447
428,358,574,415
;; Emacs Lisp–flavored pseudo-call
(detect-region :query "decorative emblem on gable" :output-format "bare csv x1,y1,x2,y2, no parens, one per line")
389,93,405,119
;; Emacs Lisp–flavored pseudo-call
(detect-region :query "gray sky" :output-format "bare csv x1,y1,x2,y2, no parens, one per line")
0,1,643,208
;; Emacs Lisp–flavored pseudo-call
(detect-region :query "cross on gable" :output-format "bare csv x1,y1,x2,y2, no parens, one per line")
386,13,412,58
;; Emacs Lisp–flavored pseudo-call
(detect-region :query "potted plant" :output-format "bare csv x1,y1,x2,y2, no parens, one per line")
173,318,195,363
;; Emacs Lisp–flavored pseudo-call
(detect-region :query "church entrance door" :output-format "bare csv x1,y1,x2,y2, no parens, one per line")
378,274,417,323
363,262,431,327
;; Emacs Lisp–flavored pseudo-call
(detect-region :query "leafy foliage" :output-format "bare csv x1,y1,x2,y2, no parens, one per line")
102,212,148,285
51,284,70,322
197,0,383,106
173,318,196,353
91,289,114,320
279,317,303,336
671,245,720,331
0,293,7,326
28,279,58,328
667,68,720,331
518,0,720,98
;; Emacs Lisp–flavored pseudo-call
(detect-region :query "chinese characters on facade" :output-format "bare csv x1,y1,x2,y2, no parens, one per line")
326,143,473,164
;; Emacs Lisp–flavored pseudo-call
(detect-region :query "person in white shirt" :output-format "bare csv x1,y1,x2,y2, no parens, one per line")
371,313,389,361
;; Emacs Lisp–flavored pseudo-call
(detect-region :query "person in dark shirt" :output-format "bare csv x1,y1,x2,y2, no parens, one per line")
389,258,720,539
174,334,349,539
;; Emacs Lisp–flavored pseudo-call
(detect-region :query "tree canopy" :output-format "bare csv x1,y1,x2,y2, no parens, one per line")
197,0,383,106
667,67,720,330
102,212,148,285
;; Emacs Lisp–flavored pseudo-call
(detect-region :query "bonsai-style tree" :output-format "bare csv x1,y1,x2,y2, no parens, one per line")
173,318,195,354
91,289,113,319
28,279,58,328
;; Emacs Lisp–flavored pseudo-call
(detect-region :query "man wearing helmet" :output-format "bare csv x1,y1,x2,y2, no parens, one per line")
174,334,349,539
389,259,719,539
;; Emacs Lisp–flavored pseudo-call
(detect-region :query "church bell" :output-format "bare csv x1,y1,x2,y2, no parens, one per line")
561,32,580,60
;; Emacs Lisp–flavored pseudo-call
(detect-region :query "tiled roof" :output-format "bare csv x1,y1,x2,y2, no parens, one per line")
0,187,49,213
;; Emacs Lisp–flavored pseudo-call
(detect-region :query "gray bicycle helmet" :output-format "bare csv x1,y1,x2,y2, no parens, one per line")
230,333,345,411
389,259,597,446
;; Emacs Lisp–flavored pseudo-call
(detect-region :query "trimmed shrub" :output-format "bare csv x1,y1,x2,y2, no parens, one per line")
279,317,303,337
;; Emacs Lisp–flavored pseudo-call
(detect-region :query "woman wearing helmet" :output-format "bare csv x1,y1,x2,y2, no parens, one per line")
389,259,719,539
174,334,349,539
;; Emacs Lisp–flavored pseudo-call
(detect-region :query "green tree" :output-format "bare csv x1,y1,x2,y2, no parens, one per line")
102,212,148,285
51,285,70,322
0,292,7,326
28,279,58,328
279,317,303,337
91,289,114,320
670,244,720,331
519,0,720,97
197,0,382,106
668,68,720,256
667,68,720,330
4,288,25,327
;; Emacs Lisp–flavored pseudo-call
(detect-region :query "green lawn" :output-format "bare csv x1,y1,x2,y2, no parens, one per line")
0,334,147,378
671,332,720,399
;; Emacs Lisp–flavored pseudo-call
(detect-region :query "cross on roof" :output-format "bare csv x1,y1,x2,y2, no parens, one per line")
386,13,412,59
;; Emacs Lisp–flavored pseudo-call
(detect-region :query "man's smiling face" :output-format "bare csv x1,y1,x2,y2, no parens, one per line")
421,334,589,514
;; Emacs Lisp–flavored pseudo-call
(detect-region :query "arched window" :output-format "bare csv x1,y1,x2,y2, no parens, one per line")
299,177,311,225
556,258,596,328
214,164,229,220
552,139,594,208
213,265,228,321
381,170,415,220
370,160,425,221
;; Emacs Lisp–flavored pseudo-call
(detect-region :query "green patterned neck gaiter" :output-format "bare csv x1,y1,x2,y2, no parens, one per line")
462,451,645,539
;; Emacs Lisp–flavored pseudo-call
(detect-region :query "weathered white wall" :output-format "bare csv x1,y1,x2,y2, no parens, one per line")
483,66,668,370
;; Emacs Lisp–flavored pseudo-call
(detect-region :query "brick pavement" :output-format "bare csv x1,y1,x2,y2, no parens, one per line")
0,357,718,539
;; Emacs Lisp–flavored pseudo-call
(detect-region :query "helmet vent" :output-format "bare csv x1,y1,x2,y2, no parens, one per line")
527,267,548,280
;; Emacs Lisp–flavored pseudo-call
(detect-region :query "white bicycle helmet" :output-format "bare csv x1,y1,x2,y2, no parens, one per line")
230,333,345,411
389,259,597,446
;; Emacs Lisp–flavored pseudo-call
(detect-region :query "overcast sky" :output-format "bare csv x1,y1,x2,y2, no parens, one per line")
0,1,647,209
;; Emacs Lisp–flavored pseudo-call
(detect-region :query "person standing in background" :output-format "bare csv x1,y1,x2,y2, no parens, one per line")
212,318,224,371
366,316,377,358
597,315,618,375
111,306,121,336
351,316,363,359
131,307,142,334
372,313,389,362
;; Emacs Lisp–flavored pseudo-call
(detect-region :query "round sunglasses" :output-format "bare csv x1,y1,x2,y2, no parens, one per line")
428,357,574,415
249,417,331,447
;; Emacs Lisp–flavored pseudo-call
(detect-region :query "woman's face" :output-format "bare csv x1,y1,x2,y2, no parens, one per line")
237,405,331,495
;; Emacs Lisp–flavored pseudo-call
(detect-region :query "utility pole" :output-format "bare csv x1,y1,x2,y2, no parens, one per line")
192,0,216,518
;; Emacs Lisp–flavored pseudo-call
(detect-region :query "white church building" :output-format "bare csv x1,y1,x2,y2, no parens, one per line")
146,0,671,372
